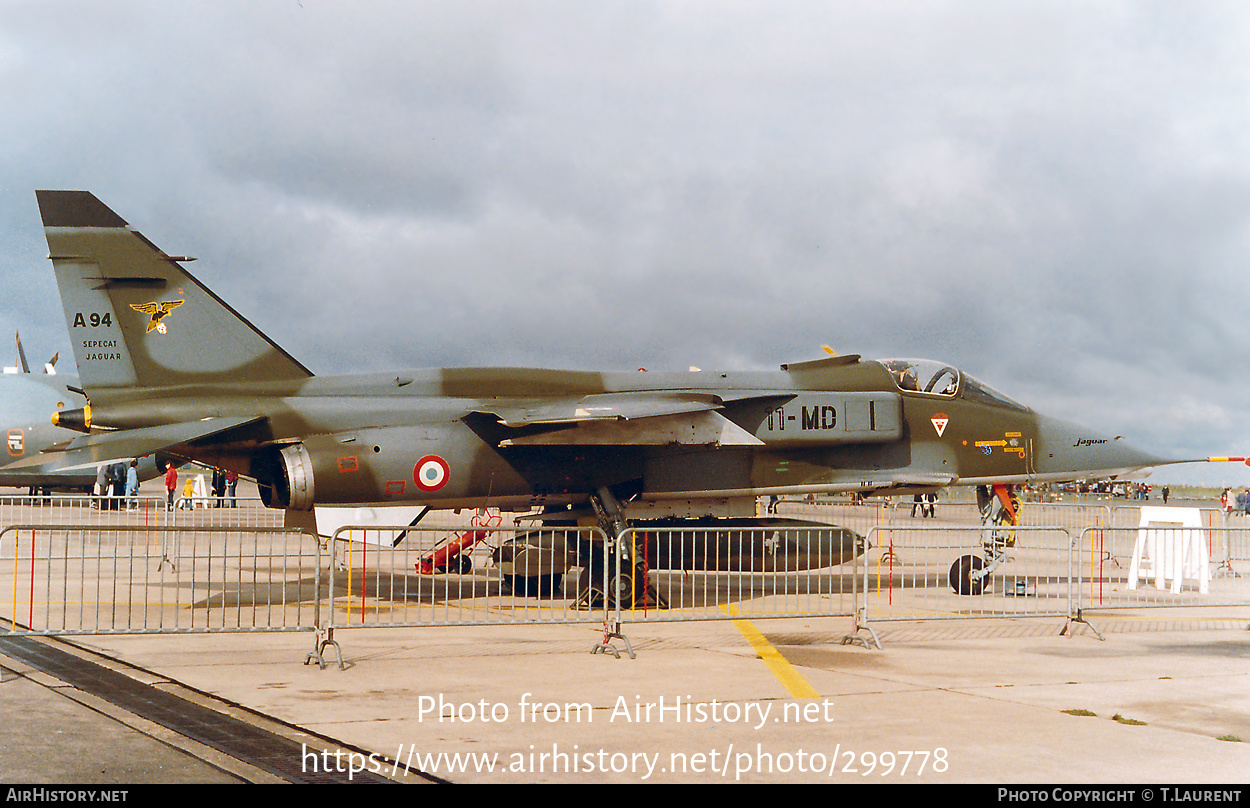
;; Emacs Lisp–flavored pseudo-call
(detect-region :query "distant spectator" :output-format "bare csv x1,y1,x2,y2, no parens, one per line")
212,467,225,508
164,461,178,511
178,478,194,509
923,491,937,518
94,463,108,510
108,461,126,510
125,460,139,511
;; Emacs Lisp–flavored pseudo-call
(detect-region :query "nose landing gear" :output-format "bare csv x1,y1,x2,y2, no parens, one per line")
950,484,1020,595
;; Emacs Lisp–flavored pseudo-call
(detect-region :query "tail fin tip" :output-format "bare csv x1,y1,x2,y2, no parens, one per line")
36,190,129,229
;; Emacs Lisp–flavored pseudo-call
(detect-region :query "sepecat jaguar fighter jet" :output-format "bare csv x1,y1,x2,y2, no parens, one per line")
27,190,1204,597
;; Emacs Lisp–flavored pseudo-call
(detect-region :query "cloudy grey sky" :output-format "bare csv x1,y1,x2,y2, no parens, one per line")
2,1,1249,485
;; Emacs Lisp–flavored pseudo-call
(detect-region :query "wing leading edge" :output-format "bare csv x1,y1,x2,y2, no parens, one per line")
474,391,792,447
6,416,264,473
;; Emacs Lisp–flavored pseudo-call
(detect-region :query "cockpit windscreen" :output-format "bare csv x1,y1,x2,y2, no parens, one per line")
880,359,960,396
879,358,1029,411
961,373,1029,411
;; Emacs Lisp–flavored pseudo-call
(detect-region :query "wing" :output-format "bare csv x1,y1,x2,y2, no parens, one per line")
473,391,786,447
500,410,765,447
478,391,725,427
6,416,263,472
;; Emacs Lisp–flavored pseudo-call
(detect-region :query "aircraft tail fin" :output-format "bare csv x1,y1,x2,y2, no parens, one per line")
37,191,312,393
15,331,29,373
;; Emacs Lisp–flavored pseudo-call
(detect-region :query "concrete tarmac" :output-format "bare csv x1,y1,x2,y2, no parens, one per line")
0,655,244,784
2,490,1248,784
3,608,1248,784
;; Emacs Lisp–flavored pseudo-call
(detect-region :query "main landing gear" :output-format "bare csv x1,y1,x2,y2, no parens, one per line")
574,487,668,611
949,484,1019,595
488,489,668,608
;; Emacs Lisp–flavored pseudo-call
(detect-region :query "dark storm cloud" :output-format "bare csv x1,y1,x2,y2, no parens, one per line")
2,1,1249,483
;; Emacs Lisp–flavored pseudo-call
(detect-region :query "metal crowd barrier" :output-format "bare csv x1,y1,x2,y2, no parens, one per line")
3,496,1247,665
0,494,284,530
776,500,910,535
173,496,286,528
0,494,172,530
775,497,1110,531
1076,525,1250,613
1019,502,1111,533
1109,504,1226,529
611,525,863,625
317,521,868,662
323,524,612,632
0,524,321,636
858,526,1076,632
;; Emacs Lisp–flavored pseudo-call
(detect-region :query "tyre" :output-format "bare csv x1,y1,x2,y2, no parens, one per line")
949,554,987,595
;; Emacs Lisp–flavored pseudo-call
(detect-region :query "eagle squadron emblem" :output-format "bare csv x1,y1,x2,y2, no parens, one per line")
130,300,184,334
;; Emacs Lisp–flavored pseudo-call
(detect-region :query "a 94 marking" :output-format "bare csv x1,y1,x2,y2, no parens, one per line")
73,312,113,328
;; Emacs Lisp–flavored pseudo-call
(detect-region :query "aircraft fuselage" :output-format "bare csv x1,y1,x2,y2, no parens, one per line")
72,359,1164,514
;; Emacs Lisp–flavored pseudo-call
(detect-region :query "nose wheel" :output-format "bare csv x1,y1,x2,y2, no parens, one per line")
950,483,1020,595
949,554,987,595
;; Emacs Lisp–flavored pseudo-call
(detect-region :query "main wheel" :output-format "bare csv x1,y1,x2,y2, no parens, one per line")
949,554,987,595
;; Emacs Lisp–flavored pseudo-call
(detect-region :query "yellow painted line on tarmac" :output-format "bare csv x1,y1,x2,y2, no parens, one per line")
720,603,820,699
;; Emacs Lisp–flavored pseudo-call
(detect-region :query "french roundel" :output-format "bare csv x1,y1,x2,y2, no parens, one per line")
413,455,450,492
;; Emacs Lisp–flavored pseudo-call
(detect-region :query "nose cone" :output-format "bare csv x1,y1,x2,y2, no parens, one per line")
1032,414,1182,481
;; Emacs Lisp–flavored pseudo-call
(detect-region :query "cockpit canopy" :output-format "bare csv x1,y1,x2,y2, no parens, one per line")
879,358,1029,411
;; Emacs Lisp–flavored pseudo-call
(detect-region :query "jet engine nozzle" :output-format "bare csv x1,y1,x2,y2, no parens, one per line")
253,442,314,511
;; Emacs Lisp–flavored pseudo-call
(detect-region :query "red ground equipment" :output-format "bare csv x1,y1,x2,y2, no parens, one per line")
415,509,501,574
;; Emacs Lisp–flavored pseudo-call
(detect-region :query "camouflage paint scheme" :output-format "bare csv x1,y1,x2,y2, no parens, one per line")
24,191,1187,524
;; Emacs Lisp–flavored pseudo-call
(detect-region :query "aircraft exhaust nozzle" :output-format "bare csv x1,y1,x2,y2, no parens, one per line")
52,405,91,433
254,442,314,511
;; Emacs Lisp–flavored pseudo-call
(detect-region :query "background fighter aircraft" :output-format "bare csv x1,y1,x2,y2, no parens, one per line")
26,191,1201,595
0,331,171,494
0,332,90,492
